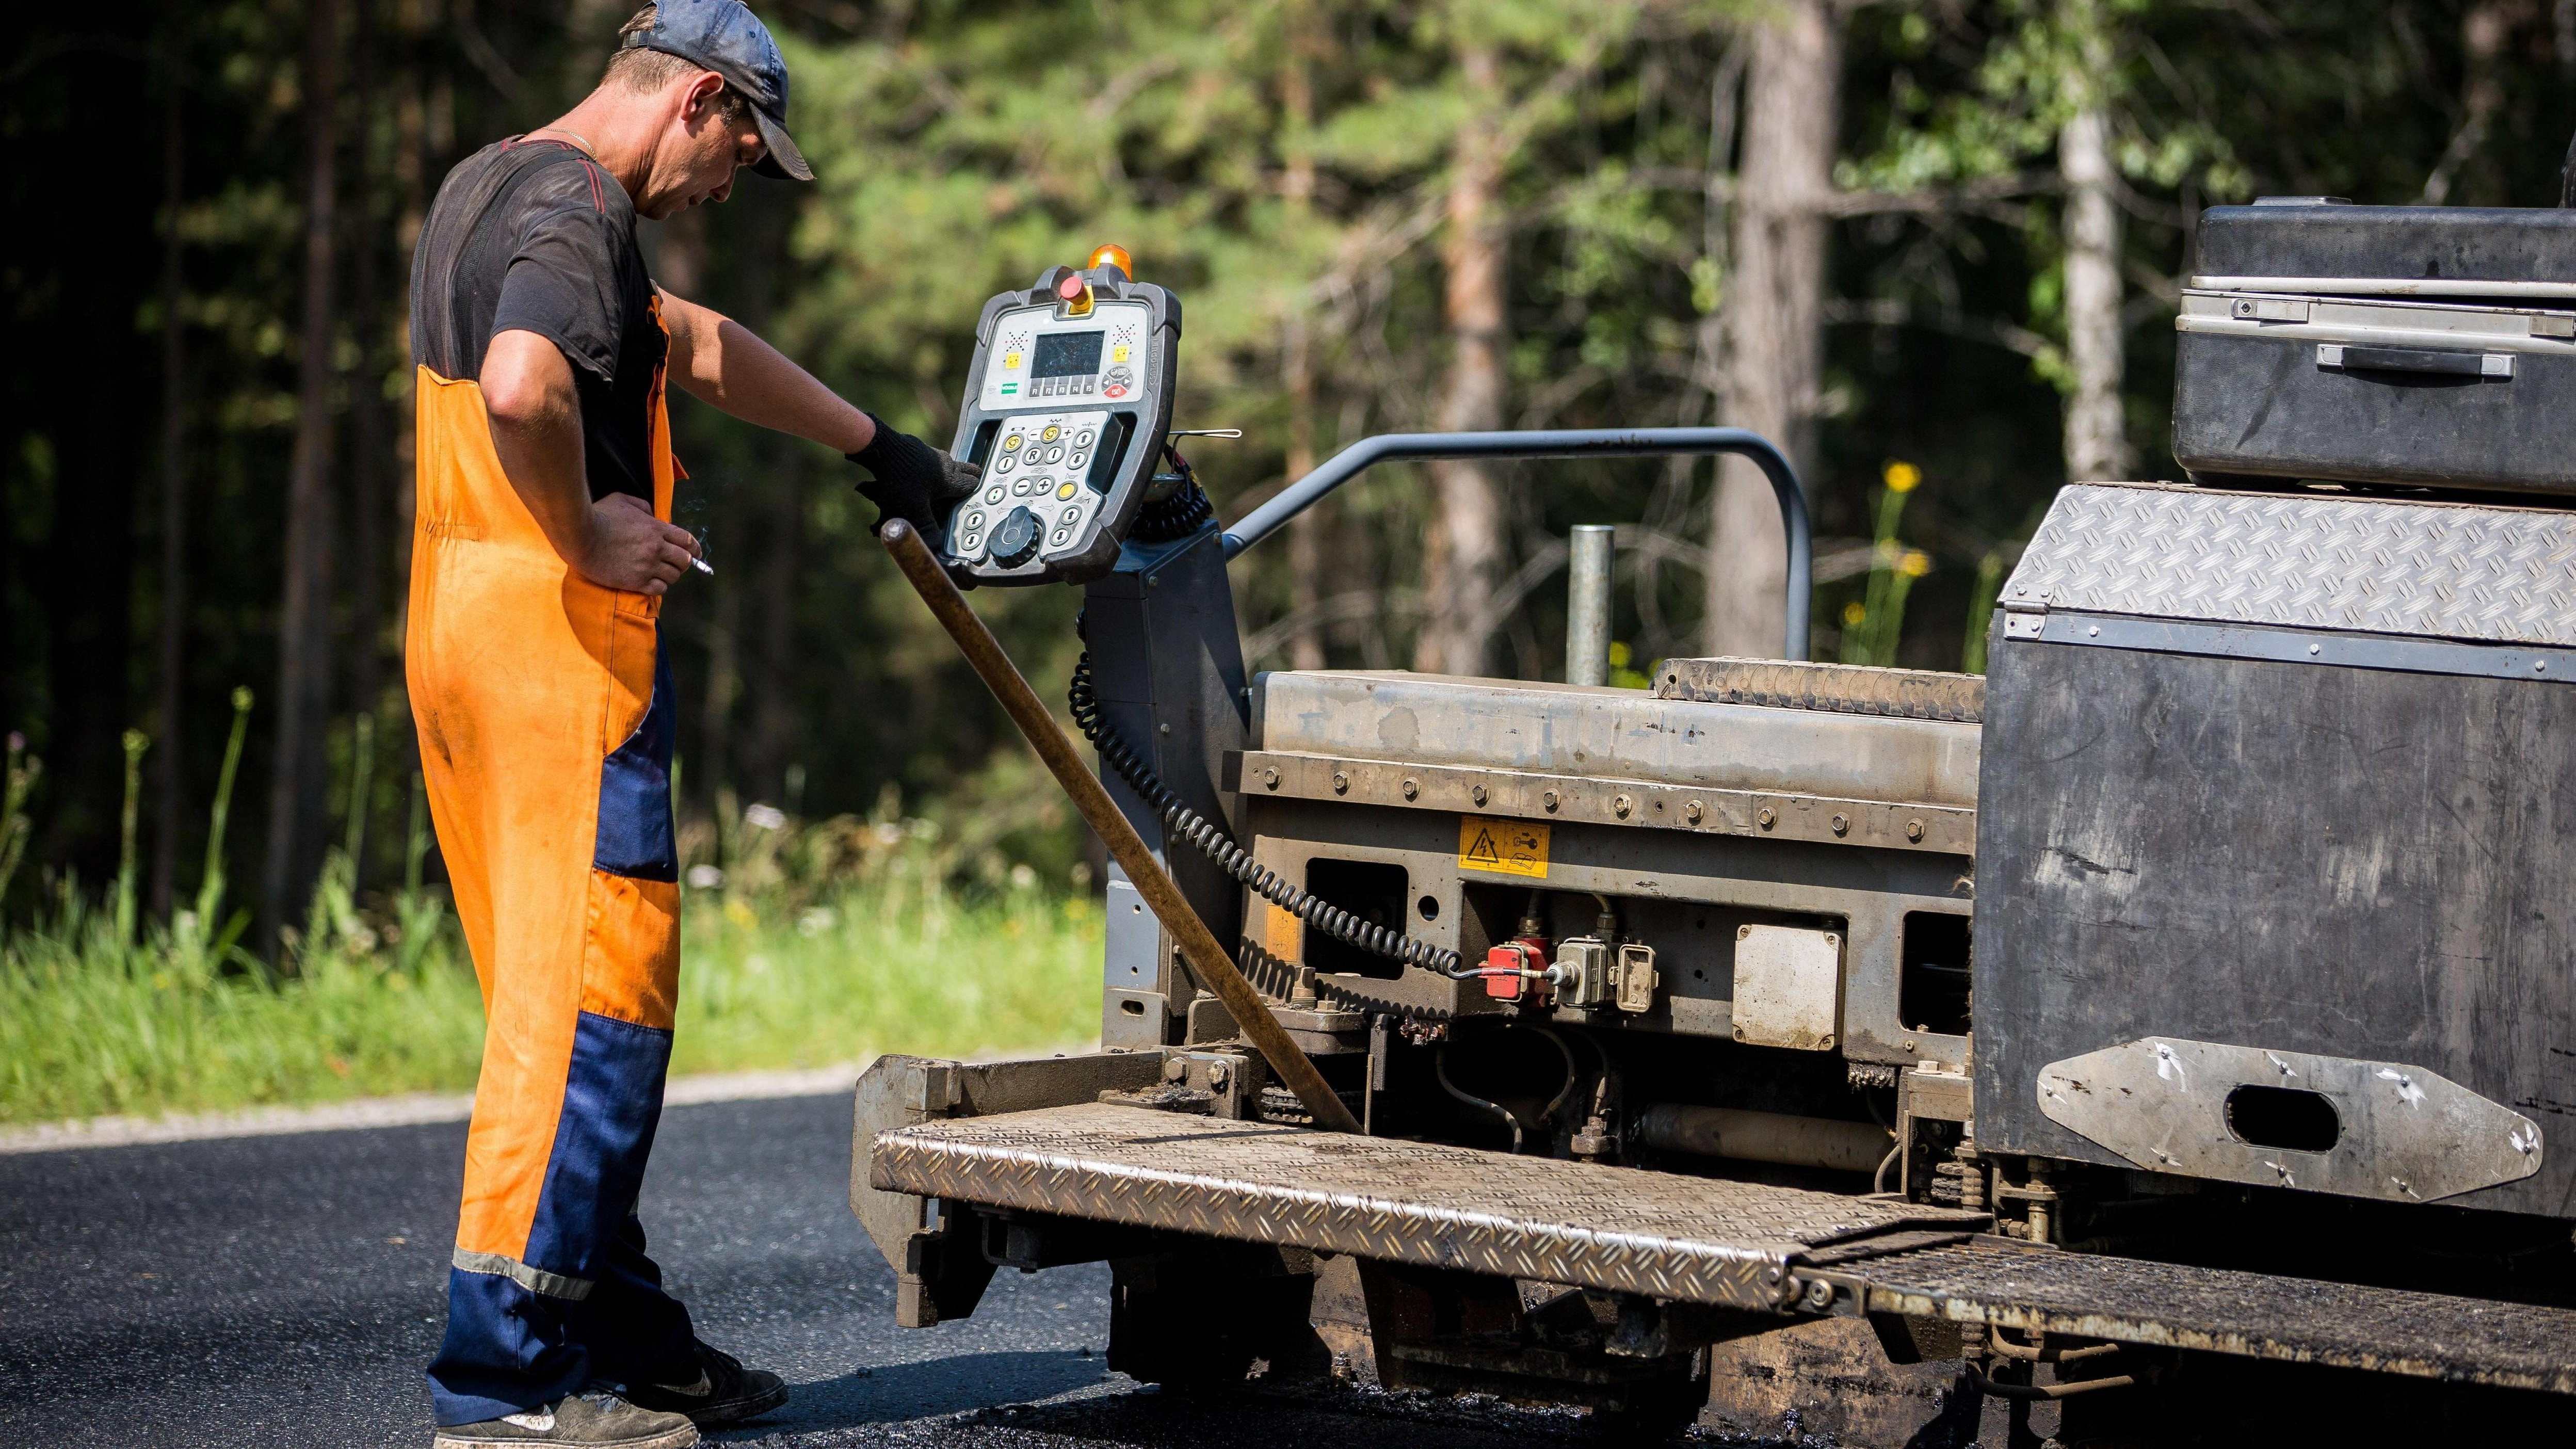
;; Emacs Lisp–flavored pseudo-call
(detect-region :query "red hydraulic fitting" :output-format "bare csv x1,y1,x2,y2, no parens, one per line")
1483,941,1544,1001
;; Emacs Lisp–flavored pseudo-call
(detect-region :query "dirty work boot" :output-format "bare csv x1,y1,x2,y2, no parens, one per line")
617,1342,789,1427
432,1389,698,1448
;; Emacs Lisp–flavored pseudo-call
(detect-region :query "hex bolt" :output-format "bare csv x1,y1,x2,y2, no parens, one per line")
1262,767,1280,790
1906,819,1925,842
1206,1062,1230,1089
1757,807,1777,829
1159,722,1172,736
1332,772,1349,795
1471,784,1489,806
1801,1278,1835,1312
1830,813,1849,836
1542,790,1560,812
1163,1058,1187,1083
1402,778,1420,800
1684,800,1703,824
1614,794,1633,818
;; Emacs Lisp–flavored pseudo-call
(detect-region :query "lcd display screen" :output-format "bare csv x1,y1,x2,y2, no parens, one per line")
1031,331,1104,379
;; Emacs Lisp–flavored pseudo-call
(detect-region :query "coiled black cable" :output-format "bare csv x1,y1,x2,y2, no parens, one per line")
1068,639,1466,979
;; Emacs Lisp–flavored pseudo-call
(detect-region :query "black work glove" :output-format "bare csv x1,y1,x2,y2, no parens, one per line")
848,413,981,546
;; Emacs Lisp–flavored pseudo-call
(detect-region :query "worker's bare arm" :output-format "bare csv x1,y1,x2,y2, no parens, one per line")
481,329,701,596
658,287,878,455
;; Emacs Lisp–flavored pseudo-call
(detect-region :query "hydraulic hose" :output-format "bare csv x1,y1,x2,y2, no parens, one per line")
1069,640,1470,980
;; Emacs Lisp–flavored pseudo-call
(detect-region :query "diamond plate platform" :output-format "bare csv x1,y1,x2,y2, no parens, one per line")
1854,1238,2576,1395
867,1102,1986,1311
2005,482,2576,647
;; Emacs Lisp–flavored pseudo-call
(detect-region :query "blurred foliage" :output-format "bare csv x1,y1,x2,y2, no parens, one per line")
5,0,2573,925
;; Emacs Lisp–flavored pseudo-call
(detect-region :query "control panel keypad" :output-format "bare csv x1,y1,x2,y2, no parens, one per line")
952,409,1110,564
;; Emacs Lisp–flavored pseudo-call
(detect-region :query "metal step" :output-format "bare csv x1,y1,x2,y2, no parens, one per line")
870,1101,1988,1312
869,1103,2576,1393
1845,1237,2576,1395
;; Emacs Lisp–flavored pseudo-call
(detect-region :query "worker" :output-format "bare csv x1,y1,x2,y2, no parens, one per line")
406,3,976,1445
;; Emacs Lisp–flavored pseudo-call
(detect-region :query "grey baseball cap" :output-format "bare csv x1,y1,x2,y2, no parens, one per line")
619,0,811,181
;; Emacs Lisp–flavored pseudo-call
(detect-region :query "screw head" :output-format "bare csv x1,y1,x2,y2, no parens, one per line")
1402,778,1419,800
1263,767,1280,789
1614,794,1633,818
1801,1278,1834,1311
1542,790,1560,812
1757,807,1776,829
1830,813,1849,836
1685,800,1703,824
1206,1062,1230,1089
1332,771,1349,795
1471,784,1489,806
1906,819,1925,842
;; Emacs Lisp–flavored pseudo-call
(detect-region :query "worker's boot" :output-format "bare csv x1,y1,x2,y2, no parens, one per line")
615,1342,789,1427
431,1389,698,1448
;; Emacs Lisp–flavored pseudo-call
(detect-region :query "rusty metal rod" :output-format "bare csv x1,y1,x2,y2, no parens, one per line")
877,520,1361,1134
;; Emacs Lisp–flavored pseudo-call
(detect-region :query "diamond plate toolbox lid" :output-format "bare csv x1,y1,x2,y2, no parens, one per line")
2001,482,2576,648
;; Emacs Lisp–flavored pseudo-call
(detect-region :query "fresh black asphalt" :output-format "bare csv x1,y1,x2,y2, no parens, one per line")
0,1089,1623,1448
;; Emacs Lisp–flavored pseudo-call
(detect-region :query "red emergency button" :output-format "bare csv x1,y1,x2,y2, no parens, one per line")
1057,273,1085,301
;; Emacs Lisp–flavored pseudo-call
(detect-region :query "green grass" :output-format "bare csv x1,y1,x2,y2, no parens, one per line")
0,862,1104,1126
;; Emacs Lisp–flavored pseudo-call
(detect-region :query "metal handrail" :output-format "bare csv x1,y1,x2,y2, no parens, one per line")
1218,427,1812,661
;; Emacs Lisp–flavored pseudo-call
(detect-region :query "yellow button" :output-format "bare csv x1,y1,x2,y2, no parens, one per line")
1003,352,1023,369
1112,345,1131,363
1040,424,1061,443
1002,434,1022,451
1056,481,1078,500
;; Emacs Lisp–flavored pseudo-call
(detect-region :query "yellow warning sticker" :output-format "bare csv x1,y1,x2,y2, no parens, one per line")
1458,817,1550,878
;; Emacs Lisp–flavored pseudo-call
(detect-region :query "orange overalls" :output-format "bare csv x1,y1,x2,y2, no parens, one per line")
410,311,699,1423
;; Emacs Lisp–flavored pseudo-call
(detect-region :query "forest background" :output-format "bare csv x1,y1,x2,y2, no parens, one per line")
5,2,2575,1110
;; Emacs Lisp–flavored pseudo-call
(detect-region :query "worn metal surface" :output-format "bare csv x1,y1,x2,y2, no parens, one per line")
1084,525,1251,1050
1253,672,1981,808
1231,749,1975,856
1975,629,2576,1219
2002,483,2576,646
1241,793,1977,1064
1855,1237,2576,1395
1656,657,1984,723
869,1102,1986,1311
1730,925,1843,1051
2037,1037,2542,1204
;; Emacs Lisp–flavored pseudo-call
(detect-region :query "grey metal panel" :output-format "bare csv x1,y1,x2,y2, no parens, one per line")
1254,671,1981,808
870,1101,1987,1311
2026,609,2576,683
1234,749,1974,856
2035,1037,2542,1204
1973,636,2576,1218
2005,484,2576,645
1856,1238,2576,1395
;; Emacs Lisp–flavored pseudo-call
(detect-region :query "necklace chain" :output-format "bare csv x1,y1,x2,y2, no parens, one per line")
529,126,598,158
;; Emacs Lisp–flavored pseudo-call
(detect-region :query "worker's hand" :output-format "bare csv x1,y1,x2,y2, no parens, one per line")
578,492,702,596
848,413,981,545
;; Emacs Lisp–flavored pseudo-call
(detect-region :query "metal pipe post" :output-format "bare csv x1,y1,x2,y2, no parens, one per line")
1565,525,1614,686
877,521,1361,1134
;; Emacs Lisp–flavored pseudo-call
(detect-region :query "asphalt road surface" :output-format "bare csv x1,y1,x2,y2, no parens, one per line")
0,1089,1638,1449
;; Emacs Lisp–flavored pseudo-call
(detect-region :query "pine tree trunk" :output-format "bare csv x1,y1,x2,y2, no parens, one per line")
1280,10,1326,672
1708,0,1838,661
264,0,344,949
2059,101,2130,481
1413,42,1508,678
150,70,188,921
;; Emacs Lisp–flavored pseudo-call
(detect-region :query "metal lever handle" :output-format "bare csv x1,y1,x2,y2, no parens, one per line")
1220,427,1813,661
878,519,1362,1134
2317,343,2515,379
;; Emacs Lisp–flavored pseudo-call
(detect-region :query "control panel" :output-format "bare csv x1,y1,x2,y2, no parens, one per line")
944,250,1180,585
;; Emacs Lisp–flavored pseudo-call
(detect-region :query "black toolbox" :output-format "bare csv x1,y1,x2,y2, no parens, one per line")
2172,198,2576,494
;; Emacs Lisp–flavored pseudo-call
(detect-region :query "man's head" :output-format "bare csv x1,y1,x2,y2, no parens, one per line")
601,1,810,220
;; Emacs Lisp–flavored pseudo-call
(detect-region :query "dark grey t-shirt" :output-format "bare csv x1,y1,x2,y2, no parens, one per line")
409,137,665,503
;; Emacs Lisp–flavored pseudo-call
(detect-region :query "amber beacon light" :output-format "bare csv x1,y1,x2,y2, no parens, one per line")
1087,243,1135,280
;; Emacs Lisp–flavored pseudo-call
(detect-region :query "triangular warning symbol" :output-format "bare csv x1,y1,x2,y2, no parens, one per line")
1465,827,1503,864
